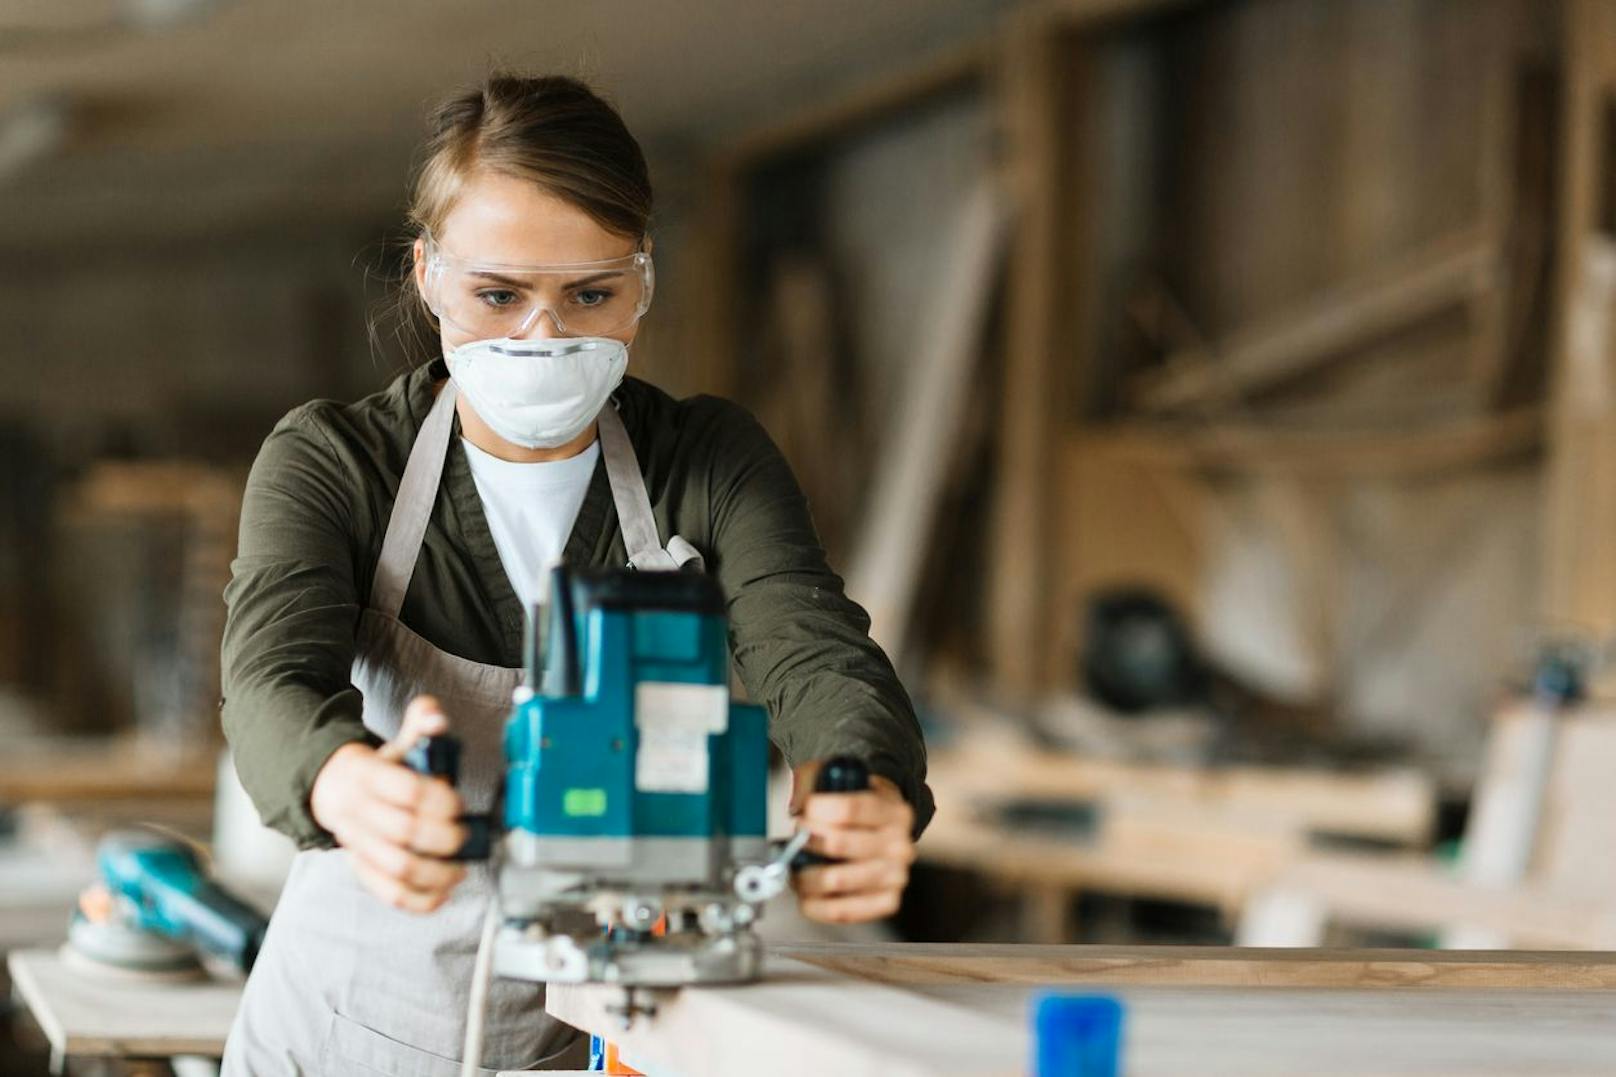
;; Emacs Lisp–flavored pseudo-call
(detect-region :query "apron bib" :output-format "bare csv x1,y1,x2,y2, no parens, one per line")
223,381,698,1075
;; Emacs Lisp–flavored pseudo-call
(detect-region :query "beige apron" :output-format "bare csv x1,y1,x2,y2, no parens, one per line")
223,381,698,1076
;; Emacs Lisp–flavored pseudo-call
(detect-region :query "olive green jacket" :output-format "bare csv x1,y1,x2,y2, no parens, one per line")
221,360,933,849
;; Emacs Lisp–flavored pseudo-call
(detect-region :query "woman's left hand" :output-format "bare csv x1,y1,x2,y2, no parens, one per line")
789,761,916,923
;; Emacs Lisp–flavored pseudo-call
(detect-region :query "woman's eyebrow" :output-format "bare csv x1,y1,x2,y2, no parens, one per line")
468,270,531,288
467,269,626,287
562,269,627,287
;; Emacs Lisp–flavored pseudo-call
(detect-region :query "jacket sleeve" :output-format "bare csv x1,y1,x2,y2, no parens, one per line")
220,408,378,850
703,403,935,837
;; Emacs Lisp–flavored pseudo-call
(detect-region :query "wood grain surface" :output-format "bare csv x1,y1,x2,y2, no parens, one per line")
7,948,242,1060
550,945,1616,1076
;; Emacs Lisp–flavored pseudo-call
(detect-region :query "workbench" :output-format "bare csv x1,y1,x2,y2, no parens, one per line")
7,946,586,1076
15,944,1616,1074
547,944,1616,1076
7,948,241,1072
919,728,1436,940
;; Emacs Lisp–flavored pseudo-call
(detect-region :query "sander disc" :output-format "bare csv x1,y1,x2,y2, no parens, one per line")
63,912,205,982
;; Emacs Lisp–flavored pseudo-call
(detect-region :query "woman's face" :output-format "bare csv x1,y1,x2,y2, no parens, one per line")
414,170,645,351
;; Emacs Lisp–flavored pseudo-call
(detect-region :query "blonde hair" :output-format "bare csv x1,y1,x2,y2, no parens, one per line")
408,73,653,241
376,74,653,361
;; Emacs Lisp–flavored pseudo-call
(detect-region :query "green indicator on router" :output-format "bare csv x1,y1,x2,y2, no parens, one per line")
563,788,608,817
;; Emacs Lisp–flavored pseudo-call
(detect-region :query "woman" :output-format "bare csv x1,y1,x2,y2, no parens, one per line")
219,74,933,1074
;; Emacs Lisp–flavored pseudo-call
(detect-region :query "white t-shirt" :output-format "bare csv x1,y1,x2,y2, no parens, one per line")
459,436,599,611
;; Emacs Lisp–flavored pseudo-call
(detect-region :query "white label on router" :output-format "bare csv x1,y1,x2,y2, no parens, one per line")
634,682,729,794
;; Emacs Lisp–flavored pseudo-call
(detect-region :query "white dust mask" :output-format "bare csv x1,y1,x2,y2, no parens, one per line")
444,336,628,450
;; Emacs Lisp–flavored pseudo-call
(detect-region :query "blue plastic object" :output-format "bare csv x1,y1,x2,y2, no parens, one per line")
1033,993,1124,1077
503,571,768,845
97,835,268,972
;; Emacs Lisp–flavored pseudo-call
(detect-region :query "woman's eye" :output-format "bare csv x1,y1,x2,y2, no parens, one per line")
571,288,614,308
476,289,521,308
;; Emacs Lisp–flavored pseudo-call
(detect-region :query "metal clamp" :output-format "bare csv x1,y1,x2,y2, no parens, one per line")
732,829,812,903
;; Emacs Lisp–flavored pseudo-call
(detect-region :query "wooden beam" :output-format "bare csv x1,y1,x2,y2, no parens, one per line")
1084,405,1543,478
987,12,1072,700
1542,0,1616,635
1130,232,1499,414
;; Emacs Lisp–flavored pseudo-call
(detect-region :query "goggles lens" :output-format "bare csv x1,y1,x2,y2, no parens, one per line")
424,245,653,339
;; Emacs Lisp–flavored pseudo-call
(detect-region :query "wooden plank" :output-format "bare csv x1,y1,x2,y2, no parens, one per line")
926,724,1434,844
906,982,1616,1076
845,179,1009,663
1131,232,1498,413
551,947,1616,1076
918,725,1434,917
987,12,1069,701
7,948,242,1061
1542,0,1616,635
1085,406,1543,477
545,955,1019,1077
777,942,1616,990
918,798,1291,912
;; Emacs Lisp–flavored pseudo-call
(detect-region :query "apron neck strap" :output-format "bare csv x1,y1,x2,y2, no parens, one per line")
598,403,682,571
370,380,459,617
373,383,698,618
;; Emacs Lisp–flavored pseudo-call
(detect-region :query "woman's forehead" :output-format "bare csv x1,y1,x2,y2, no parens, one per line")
436,170,637,265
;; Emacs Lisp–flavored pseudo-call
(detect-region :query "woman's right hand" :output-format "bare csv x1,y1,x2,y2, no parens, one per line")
309,696,468,913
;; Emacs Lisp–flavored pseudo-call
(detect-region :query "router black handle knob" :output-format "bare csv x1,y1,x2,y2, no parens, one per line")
404,734,461,785
792,756,871,872
403,734,491,862
815,756,870,794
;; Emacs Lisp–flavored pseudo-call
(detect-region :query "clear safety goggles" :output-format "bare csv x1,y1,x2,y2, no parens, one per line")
421,236,654,340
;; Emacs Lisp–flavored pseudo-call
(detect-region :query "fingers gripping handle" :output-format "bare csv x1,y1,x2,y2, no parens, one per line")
404,734,461,783
815,757,871,794
791,756,870,871
403,734,493,862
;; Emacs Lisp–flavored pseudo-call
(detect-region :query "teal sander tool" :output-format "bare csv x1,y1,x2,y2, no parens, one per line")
66,830,268,978
412,567,865,1017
